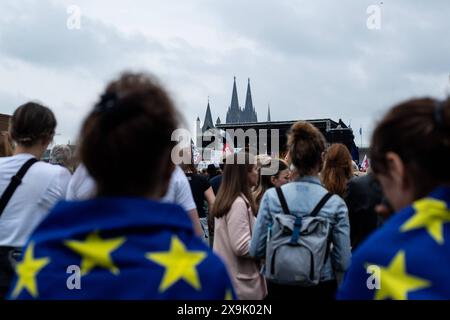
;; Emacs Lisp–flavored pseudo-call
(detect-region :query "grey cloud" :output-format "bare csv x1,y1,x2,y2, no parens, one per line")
1,0,450,147
199,0,450,123
0,0,164,75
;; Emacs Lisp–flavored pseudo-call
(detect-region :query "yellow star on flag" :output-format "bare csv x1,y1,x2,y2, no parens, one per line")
146,235,206,292
369,251,430,300
401,198,450,245
225,289,233,300
11,242,50,299
65,231,125,276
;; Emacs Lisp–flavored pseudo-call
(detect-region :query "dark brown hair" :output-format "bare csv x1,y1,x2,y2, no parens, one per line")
321,143,353,197
9,102,56,147
80,72,179,197
211,152,257,218
0,132,13,157
370,97,450,199
288,121,326,177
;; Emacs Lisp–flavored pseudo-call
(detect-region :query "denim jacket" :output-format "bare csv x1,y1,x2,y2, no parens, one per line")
249,176,352,282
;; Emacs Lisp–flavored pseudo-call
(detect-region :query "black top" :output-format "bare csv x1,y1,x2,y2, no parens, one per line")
209,174,223,195
186,173,211,218
345,174,384,250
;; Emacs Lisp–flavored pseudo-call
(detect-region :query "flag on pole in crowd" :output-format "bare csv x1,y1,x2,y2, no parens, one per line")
361,154,369,171
223,142,234,156
191,140,201,164
359,127,363,149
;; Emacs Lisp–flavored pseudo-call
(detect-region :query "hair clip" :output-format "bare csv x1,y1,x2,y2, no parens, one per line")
95,92,119,113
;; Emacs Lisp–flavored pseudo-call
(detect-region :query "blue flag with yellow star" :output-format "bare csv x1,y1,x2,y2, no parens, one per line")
338,186,450,300
8,198,235,300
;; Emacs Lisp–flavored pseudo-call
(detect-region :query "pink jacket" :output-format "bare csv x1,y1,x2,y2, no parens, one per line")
213,195,267,300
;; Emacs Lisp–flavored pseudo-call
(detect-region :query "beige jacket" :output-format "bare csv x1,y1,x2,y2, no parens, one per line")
213,195,267,300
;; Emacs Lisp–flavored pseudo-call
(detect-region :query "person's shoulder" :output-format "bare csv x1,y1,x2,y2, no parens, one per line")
349,174,373,189
301,179,344,206
264,182,299,204
0,156,10,165
264,185,279,201
351,226,385,260
193,173,209,184
71,164,89,179
172,166,190,186
229,196,250,213
23,161,70,187
25,199,86,237
233,196,247,206
328,193,346,207
43,199,92,219
318,189,348,217
172,165,185,179
34,161,69,175
0,154,30,167
170,166,189,190
209,174,221,183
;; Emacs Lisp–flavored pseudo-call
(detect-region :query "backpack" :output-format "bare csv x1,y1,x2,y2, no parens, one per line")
265,187,333,286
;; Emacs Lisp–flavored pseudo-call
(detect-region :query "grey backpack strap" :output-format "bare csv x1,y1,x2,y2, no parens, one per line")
309,192,334,263
276,187,303,244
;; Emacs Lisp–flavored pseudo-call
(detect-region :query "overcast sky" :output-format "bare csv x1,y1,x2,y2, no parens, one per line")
1,0,449,147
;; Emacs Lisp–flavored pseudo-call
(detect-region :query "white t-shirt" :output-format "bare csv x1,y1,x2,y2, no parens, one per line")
162,166,196,212
0,153,71,247
66,164,96,201
66,164,196,212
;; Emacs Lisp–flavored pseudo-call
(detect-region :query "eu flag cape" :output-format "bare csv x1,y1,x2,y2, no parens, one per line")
9,198,235,300
338,186,450,300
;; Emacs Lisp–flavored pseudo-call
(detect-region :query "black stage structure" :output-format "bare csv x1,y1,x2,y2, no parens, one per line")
205,118,359,161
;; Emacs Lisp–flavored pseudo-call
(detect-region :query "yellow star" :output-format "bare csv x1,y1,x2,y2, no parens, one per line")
225,289,233,300
65,231,125,276
146,236,207,292
369,251,430,300
11,243,49,299
401,198,450,245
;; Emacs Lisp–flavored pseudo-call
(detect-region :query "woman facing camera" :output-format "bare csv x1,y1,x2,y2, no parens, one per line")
9,73,234,300
212,152,267,300
254,157,290,211
338,98,450,300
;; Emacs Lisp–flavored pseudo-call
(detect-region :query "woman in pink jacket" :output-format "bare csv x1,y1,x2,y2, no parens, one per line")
212,152,267,300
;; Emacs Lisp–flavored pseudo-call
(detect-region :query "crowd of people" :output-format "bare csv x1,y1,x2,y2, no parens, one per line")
0,71,449,300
